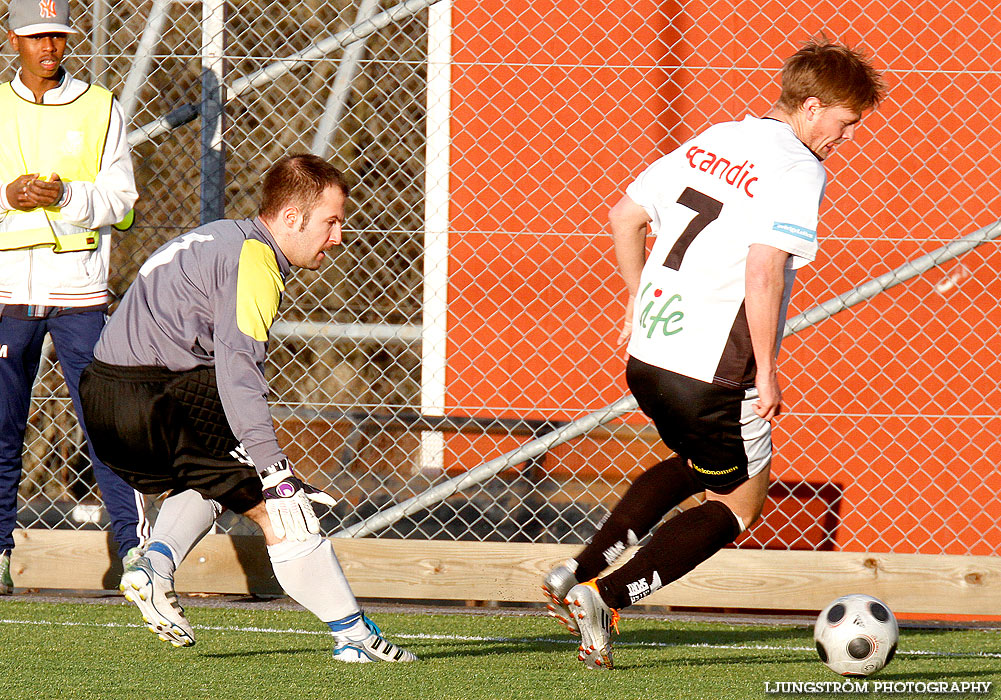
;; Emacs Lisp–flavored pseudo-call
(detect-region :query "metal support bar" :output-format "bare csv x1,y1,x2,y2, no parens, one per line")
332,397,634,538
121,0,172,122
129,0,445,148
310,0,382,158
334,218,1001,538
784,220,1001,334
270,320,422,344
89,0,108,86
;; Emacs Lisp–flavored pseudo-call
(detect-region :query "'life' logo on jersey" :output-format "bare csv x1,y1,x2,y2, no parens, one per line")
638,282,684,338
686,145,758,198
0,345,7,358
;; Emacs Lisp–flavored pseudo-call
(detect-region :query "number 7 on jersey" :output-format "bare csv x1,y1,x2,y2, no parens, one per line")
662,188,723,270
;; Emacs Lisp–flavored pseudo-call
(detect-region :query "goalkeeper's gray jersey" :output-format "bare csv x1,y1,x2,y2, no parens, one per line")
95,217,291,473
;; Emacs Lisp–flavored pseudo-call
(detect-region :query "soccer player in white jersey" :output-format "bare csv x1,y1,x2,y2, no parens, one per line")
542,39,886,669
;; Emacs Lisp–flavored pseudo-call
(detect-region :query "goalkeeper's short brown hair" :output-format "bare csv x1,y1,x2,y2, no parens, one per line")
259,154,350,221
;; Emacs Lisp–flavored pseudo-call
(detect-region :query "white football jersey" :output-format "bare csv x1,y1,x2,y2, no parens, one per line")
625,116,826,388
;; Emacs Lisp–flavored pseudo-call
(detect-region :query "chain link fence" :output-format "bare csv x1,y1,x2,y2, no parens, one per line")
6,0,1001,560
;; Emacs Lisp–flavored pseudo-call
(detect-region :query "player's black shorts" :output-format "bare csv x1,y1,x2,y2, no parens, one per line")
626,355,772,491
80,360,263,514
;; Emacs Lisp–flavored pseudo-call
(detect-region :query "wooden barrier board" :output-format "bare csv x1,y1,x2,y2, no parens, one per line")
9,529,1000,615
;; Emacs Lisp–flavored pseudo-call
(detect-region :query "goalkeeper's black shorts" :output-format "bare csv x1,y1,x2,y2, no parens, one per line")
80,359,263,513
625,355,772,492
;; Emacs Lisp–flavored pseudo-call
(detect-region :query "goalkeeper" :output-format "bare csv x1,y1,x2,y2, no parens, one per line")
79,154,416,663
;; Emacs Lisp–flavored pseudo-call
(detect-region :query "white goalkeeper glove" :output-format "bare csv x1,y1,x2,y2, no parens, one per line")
260,460,337,541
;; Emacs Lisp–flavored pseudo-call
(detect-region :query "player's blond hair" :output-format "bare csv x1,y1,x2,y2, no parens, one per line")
777,38,886,114
258,153,350,222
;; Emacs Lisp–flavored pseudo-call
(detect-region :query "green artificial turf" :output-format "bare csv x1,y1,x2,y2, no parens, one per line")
0,600,998,700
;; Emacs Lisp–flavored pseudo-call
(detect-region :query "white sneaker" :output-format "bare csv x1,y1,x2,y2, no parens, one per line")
542,560,579,634
120,554,195,647
332,614,417,663
565,581,619,670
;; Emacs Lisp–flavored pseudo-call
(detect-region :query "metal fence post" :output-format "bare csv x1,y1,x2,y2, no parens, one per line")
200,0,227,224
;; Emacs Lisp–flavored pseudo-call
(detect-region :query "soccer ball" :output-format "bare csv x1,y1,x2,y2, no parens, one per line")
814,594,898,677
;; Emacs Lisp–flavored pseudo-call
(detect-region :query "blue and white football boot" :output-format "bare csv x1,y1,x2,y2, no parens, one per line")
332,614,417,663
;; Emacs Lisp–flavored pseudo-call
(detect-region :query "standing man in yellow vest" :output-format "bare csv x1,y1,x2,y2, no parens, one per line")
0,0,147,594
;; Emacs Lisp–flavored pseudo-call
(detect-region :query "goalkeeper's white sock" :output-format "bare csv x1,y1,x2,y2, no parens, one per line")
268,535,361,626
145,489,222,577
326,610,371,641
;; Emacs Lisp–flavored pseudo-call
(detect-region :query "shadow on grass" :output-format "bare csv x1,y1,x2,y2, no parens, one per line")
192,631,1001,677
399,626,812,664
616,653,810,671
621,622,810,647
197,641,565,662
200,647,318,659
405,639,574,660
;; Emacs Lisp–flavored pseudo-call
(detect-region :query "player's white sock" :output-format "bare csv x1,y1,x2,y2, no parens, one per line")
146,489,222,576
268,535,360,624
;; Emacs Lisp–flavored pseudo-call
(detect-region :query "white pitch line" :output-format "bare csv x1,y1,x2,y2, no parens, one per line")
2,618,1000,660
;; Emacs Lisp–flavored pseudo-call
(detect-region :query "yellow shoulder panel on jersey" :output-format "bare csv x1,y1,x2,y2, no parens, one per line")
236,239,285,342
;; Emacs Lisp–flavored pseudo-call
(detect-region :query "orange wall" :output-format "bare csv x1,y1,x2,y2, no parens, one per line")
440,0,1001,555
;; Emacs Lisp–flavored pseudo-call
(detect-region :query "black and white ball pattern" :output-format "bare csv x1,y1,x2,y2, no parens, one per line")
814,594,899,677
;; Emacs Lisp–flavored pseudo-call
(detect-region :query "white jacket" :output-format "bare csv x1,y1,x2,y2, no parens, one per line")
0,70,137,307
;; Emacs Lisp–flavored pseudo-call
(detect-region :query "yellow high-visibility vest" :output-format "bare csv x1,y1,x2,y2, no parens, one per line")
0,82,113,252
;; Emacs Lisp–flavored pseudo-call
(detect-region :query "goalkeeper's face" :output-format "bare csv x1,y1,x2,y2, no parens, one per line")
289,185,346,270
